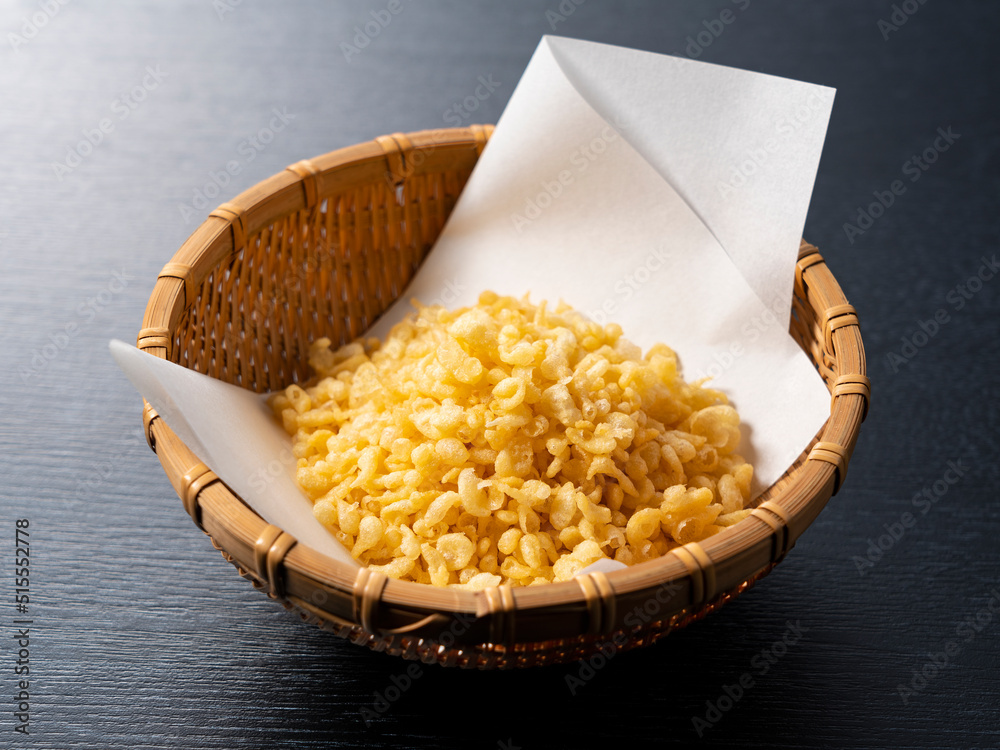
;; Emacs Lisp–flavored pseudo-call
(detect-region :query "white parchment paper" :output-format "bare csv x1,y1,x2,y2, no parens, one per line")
112,36,836,568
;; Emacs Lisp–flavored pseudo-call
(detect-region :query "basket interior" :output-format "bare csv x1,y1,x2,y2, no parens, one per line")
176,165,473,392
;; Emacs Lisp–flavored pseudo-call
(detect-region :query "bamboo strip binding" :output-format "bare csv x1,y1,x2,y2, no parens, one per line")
179,462,218,532
577,572,616,636
832,373,871,420
254,525,297,599
136,326,172,355
209,202,247,253
808,441,851,495
353,568,389,634
672,542,717,607
285,159,320,208
137,127,868,668
750,500,792,562
484,585,516,647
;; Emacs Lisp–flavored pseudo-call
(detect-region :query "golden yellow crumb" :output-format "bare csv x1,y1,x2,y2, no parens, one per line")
269,291,753,588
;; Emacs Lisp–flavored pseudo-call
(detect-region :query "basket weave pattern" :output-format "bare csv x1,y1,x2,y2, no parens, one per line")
138,127,868,668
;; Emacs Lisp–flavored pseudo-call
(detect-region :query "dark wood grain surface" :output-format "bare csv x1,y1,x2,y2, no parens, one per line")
1,1,998,747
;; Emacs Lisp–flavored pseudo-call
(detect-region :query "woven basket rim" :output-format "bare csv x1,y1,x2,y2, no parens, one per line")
138,126,868,659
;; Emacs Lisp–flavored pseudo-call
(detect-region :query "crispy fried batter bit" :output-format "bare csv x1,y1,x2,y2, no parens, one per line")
269,291,753,589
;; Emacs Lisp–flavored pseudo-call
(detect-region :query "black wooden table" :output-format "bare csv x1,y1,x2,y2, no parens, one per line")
1,1,998,747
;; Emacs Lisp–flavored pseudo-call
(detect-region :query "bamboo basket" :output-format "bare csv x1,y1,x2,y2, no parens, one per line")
137,126,869,668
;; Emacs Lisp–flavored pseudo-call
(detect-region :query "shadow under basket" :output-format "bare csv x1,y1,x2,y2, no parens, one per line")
137,126,869,669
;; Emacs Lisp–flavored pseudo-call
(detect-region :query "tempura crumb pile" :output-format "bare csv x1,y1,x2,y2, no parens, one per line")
269,292,753,589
